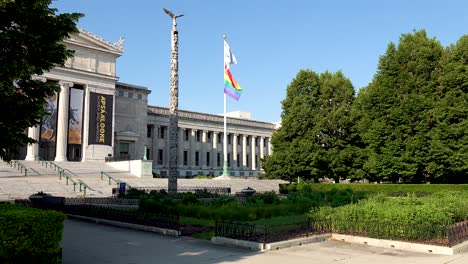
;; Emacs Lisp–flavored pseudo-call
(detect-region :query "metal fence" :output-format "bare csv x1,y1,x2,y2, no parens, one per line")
64,197,140,206
132,186,231,195
215,219,330,243
448,220,468,247
60,204,179,231
215,219,468,247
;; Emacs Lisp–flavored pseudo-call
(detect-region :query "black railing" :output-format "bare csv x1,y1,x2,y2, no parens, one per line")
448,220,468,247
64,197,140,207
215,219,468,247
215,219,330,243
133,186,231,195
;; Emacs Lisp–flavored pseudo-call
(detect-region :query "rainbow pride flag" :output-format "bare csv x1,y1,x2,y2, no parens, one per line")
224,69,242,101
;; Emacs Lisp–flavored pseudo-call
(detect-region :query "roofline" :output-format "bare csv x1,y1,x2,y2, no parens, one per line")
147,105,276,127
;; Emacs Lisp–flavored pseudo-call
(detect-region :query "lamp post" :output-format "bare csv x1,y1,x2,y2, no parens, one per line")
163,8,183,195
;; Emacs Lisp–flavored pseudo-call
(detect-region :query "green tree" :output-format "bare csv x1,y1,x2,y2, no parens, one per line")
263,70,359,182
0,0,81,161
357,30,444,183
427,35,468,183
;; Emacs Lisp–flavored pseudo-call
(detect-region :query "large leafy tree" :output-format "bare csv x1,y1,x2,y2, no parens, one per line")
357,30,444,183
427,35,468,183
0,0,81,161
263,70,359,182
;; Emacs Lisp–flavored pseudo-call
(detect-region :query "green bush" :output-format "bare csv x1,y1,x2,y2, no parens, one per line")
281,183,468,196
0,204,65,264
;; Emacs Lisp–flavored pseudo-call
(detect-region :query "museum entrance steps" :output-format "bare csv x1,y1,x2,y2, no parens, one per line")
6,160,138,198
0,160,85,200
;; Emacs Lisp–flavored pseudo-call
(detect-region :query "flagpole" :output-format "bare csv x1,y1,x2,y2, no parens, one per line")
222,35,229,177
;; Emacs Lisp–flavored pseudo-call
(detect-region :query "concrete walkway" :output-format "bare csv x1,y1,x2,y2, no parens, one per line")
63,219,468,264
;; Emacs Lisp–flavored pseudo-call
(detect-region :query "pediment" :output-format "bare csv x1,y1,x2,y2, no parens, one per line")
65,28,124,56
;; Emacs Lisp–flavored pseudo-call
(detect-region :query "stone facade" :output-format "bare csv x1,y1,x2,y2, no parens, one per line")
24,29,276,176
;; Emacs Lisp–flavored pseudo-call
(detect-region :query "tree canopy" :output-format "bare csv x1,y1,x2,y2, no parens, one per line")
262,70,359,182
0,0,81,161
264,29,468,184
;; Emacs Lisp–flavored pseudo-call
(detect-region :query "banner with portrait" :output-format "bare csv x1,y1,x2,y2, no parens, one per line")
68,88,84,144
88,92,113,146
40,94,58,142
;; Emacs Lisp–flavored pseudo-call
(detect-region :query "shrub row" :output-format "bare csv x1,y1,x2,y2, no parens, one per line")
280,183,468,196
309,191,468,227
0,204,65,264
138,190,367,222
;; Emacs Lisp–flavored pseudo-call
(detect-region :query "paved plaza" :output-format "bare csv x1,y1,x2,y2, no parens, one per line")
63,219,468,264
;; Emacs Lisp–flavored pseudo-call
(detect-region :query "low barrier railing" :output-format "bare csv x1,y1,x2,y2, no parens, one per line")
215,219,468,247
64,197,140,206
56,204,178,231
132,186,231,195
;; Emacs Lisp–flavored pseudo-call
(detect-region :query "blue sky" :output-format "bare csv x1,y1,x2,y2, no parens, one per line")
52,0,468,123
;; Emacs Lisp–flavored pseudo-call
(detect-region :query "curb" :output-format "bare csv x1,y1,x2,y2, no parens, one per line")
66,214,181,237
211,234,331,251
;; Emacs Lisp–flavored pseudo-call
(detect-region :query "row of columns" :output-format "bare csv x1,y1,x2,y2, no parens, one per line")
168,128,271,171
25,80,74,161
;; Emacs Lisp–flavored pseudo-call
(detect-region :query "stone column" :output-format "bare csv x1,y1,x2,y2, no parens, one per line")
25,126,40,161
242,135,247,169
232,134,238,170
251,136,256,170
260,136,265,159
268,137,272,155
190,129,196,167
212,132,218,168
202,130,207,169
55,81,73,162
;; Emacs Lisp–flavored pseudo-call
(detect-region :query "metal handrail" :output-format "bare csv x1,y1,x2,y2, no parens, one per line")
101,171,131,189
10,160,28,176
36,157,90,196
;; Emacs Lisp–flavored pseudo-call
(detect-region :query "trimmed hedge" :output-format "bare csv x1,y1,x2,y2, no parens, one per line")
0,204,65,264
280,183,468,196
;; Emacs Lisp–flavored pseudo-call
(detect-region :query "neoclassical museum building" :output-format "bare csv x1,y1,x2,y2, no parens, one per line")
21,29,278,177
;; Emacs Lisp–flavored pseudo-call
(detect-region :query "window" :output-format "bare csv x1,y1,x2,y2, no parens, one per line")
138,94,142,100
255,137,258,147
195,151,199,166
227,153,231,167
217,152,221,167
196,130,201,142
207,132,211,141
128,92,133,99
237,154,240,167
158,149,163,165
183,151,188,166
206,152,210,166
184,129,190,141
146,148,151,160
218,133,222,144
228,134,231,145
247,136,250,146
119,143,129,160
118,90,124,96
237,135,241,145
159,126,166,139
246,154,250,167
160,170,167,177
147,125,153,138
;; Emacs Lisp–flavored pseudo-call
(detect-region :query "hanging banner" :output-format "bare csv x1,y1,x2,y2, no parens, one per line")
68,88,84,144
88,92,113,146
40,94,58,142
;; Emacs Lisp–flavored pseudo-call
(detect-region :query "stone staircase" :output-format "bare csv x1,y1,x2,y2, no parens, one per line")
0,160,83,200
0,160,285,200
